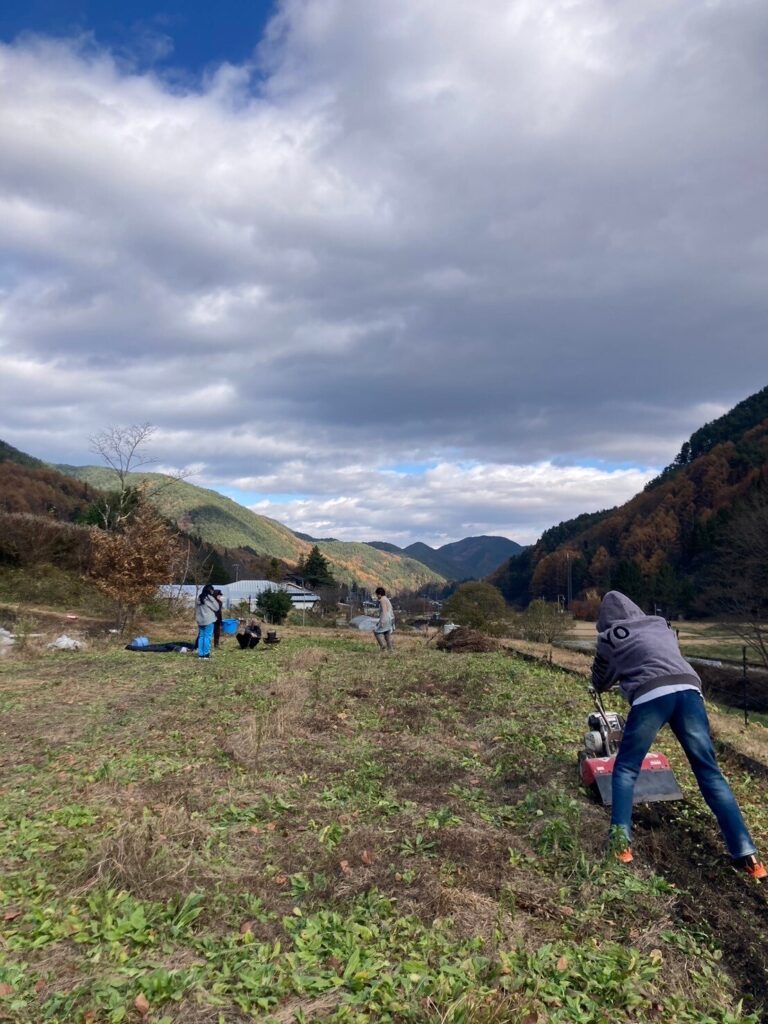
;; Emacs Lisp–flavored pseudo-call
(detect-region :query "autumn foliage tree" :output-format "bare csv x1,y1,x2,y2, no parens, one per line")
89,499,181,631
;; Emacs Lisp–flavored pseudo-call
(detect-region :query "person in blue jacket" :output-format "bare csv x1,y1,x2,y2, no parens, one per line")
592,590,765,878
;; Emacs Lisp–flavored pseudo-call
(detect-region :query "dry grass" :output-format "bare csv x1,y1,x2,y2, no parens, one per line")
436,627,498,653
709,708,768,767
269,993,343,1023
74,805,211,898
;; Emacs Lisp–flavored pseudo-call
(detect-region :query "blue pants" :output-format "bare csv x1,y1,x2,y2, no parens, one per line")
611,689,755,859
197,622,214,658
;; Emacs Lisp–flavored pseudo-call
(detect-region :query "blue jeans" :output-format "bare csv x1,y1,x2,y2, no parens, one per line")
197,622,214,658
611,689,755,859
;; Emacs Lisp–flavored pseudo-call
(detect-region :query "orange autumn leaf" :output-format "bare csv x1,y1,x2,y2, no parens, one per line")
134,992,150,1016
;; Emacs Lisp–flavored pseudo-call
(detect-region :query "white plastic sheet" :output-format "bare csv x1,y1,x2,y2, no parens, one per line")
47,634,83,651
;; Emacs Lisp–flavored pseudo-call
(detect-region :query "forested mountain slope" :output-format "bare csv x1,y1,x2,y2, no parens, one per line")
490,385,768,614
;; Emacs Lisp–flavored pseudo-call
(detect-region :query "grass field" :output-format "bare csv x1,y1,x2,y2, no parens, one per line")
2,624,768,1023
564,618,766,670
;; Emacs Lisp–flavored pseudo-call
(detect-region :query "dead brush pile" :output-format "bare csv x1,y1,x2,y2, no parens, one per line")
435,626,497,653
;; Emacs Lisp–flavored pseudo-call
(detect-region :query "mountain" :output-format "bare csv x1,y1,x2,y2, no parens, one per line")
400,542,459,579
434,536,525,579
404,536,524,580
489,384,768,614
55,465,445,592
366,536,524,581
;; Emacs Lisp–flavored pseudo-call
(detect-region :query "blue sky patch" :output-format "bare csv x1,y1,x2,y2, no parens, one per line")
0,0,276,75
382,461,439,475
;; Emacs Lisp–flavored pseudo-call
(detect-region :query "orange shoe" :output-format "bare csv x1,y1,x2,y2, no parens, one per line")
615,847,634,865
734,855,767,880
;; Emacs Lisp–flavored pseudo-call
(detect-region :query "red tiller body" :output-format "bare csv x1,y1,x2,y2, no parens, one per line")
580,751,683,805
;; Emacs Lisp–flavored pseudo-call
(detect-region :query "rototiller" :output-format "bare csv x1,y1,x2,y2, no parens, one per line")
578,687,683,805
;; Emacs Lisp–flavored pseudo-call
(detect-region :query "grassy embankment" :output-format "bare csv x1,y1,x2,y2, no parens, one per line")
1,621,767,1023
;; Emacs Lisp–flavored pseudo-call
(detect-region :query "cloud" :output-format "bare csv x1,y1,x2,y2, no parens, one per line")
1,2,767,544
242,459,655,547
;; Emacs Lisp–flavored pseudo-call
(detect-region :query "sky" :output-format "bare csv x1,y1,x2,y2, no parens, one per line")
1,0,766,548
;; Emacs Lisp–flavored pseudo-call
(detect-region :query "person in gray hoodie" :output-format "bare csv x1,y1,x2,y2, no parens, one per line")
592,590,765,878
195,584,220,660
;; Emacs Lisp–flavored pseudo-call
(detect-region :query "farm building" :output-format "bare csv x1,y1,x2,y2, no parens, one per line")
159,580,320,612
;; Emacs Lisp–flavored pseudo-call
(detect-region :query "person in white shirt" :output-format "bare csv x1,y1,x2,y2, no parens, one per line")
373,587,395,652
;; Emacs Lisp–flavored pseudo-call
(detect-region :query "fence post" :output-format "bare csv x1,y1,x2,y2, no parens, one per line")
742,646,749,727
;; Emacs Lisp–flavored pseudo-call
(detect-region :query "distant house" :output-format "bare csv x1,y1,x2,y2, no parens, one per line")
159,580,320,612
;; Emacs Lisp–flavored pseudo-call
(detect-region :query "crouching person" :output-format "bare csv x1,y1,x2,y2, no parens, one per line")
237,619,262,649
592,590,765,878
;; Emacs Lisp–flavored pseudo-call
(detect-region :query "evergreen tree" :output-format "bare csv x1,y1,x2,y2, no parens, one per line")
613,560,648,609
256,589,293,624
301,545,335,587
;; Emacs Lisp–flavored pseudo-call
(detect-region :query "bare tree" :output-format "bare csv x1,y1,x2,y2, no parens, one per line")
88,423,157,530
88,423,191,531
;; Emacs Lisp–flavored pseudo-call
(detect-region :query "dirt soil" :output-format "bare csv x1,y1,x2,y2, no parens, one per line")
512,633,768,1015
0,602,113,636
630,758,768,1017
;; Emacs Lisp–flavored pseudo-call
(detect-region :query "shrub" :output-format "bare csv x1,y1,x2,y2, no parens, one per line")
518,599,572,643
0,513,93,570
443,582,507,633
256,588,293,624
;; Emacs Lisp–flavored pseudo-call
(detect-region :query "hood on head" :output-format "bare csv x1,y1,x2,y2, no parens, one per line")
597,590,645,631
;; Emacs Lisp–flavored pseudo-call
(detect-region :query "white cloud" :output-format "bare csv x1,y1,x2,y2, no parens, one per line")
242,459,653,546
1,2,767,545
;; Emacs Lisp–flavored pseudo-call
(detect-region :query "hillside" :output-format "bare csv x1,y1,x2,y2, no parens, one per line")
0,439,46,468
57,466,307,561
490,384,768,614
0,455,100,521
56,465,445,592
